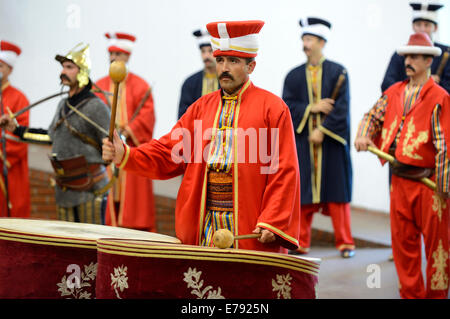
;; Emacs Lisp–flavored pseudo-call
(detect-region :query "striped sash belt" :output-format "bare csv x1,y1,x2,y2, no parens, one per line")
202,170,235,247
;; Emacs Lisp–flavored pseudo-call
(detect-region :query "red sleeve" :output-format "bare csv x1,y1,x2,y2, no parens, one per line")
120,99,200,179
5,90,29,167
440,94,450,158
256,104,301,250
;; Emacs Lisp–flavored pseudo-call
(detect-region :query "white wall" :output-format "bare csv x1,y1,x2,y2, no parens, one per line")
1,0,449,213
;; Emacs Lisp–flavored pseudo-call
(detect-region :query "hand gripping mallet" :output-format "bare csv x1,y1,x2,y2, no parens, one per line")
212,228,262,249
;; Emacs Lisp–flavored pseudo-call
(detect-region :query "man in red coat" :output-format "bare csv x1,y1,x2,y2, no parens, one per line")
102,20,301,253
355,33,449,299
0,41,30,218
95,32,156,231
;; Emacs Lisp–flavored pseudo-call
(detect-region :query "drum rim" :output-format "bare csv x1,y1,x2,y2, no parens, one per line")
0,218,181,247
96,239,320,276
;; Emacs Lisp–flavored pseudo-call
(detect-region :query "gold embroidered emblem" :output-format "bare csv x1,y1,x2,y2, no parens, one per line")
111,265,129,299
381,116,398,151
57,262,97,299
402,117,428,160
431,240,449,290
432,194,447,222
183,267,225,299
272,273,292,299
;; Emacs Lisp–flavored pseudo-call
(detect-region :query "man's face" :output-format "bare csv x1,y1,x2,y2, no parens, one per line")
302,34,325,58
60,60,80,87
412,20,437,38
200,45,215,69
216,55,255,94
109,51,130,64
0,60,12,83
404,54,433,77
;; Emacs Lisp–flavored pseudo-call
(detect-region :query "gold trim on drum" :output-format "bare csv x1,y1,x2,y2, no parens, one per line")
0,229,96,249
97,240,320,276
0,234,96,250
0,219,180,248
97,239,320,269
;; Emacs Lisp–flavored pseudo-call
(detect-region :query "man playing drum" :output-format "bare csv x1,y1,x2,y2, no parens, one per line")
103,20,301,253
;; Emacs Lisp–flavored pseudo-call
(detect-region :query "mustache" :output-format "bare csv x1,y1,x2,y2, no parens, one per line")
219,72,234,80
203,58,214,64
405,64,416,72
60,74,71,82
303,46,311,52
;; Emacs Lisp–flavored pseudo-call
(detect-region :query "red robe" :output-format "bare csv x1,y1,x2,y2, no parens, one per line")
118,80,301,253
95,72,156,231
0,82,30,217
377,78,450,298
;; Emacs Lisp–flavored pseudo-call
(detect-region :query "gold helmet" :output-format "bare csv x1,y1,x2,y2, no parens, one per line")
55,43,91,88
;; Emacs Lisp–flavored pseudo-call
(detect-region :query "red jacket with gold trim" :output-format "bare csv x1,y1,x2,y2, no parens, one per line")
377,77,450,168
118,80,301,253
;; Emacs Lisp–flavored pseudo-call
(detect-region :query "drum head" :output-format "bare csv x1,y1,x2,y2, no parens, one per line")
0,218,181,244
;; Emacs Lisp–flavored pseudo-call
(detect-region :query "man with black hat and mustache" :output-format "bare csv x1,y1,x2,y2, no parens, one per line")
177,29,219,119
0,43,111,224
282,17,354,258
355,32,450,298
381,1,449,93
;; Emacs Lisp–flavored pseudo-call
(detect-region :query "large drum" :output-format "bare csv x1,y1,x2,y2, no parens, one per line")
96,239,321,299
0,218,180,299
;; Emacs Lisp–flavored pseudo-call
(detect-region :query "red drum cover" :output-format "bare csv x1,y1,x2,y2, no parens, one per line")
0,218,180,298
96,239,320,299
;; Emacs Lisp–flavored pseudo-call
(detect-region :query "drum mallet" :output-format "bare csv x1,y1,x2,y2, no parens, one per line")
108,61,127,142
367,145,436,191
212,228,262,249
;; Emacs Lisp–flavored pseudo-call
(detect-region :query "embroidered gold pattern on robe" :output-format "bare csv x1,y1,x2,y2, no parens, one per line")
272,273,292,299
183,267,225,299
381,116,398,151
401,117,429,160
431,240,449,290
432,194,447,222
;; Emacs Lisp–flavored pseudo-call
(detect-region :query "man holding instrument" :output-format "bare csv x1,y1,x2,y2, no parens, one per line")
355,32,450,299
95,32,156,232
381,1,449,93
103,20,301,253
282,17,354,258
0,40,30,218
0,43,111,224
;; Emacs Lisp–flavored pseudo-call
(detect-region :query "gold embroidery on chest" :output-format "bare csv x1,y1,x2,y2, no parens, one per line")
431,240,449,290
432,194,447,222
381,116,398,151
401,117,428,160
